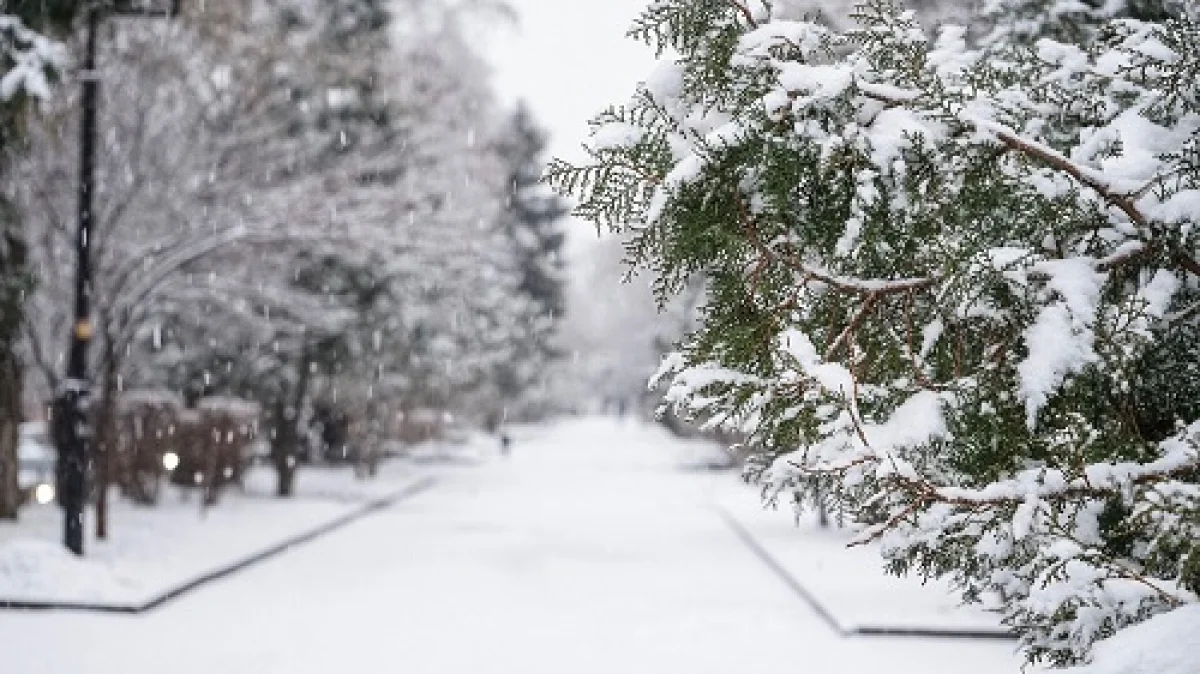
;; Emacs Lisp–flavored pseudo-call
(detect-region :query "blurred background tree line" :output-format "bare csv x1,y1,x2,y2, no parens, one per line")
0,0,569,520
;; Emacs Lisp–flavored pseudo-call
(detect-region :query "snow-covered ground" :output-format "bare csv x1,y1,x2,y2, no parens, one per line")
1,418,1024,673
1072,603,1200,674
717,491,1009,635
0,457,432,607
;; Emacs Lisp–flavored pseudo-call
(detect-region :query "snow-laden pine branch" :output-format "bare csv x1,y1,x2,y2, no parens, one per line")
550,0,1200,666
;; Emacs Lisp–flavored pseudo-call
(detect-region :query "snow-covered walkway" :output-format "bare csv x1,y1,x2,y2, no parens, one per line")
2,418,1022,673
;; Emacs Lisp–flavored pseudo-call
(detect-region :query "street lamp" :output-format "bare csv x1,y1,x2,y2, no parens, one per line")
55,0,182,556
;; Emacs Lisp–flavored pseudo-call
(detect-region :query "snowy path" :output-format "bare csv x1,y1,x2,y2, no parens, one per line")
2,419,1022,673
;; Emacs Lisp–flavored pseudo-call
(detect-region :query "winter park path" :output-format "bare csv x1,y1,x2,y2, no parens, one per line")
1,419,1023,674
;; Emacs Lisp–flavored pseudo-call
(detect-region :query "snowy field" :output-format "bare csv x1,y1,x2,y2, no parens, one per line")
1,418,1025,674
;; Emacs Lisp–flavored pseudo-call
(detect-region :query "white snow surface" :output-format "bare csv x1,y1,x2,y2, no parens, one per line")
1069,604,1200,674
0,460,430,606
1018,257,1106,428
0,419,1025,673
717,490,1009,635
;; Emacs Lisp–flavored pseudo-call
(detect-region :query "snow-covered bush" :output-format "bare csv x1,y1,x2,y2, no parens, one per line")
548,0,1200,666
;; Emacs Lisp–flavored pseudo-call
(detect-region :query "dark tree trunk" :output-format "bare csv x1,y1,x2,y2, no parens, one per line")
93,353,119,540
355,400,380,480
271,401,298,498
0,231,29,521
270,360,310,498
815,485,830,529
0,350,22,520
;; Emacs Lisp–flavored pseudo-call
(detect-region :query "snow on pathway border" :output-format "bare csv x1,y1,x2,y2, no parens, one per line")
0,463,440,611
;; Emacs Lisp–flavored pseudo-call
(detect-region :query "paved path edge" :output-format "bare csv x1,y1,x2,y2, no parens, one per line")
714,505,1017,641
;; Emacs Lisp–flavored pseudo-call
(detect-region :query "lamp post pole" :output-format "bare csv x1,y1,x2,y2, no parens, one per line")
56,0,181,557
56,6,100,557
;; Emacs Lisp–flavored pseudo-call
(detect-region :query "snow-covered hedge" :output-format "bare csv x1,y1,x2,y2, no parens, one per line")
549,0,1199,666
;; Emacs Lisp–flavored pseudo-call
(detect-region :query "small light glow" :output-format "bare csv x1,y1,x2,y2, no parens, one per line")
34,483,55,505
163,452,180,472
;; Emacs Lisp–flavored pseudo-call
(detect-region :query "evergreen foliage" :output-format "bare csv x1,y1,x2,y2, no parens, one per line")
982,0,1189,43
490,104,570,412
496,104,569,324
548,0,1200,665
267,0,393,161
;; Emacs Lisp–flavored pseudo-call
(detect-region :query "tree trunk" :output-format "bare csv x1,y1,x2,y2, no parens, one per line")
275,356,315,497
0,230,28,521
355,400,380,480
815,484,829,529
93,355,119,540
275,453,296,497
271,400,298,498
0,350,22,520
270,383,307,498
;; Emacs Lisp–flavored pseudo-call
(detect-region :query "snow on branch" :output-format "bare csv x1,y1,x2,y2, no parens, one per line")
553,0,1200,665
0,16,65,102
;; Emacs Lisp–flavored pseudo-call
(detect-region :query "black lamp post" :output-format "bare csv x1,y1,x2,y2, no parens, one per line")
56,0,182,557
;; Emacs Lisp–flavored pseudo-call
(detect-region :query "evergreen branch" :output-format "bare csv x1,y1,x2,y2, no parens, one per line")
725,0,758,28
808,441,1200,519
1095,241,1151,271
823,291,879,360
1171,250,1200,278
967,117,1148,226
859,79,1200,282
962,117,1200,278
1164,298,1200,324
736,201,938,296
1045,521,1190,607
790,256,939,296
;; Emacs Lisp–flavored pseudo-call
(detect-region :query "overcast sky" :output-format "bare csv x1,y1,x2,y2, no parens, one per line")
481,0,657,163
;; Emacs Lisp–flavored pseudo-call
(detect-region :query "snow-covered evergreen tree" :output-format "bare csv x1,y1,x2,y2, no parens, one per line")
549,0,1200,665
496,104,569,324
490,104,570,416
983,0,1188,42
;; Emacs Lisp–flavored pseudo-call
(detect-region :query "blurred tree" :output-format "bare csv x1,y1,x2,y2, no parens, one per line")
496,104,569,324
132,0,545,491
489,105,570,418
0,4,74,520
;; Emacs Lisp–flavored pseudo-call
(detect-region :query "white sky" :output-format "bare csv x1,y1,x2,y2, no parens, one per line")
473,1,665,372
479,0,658,163
468,0,660,274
